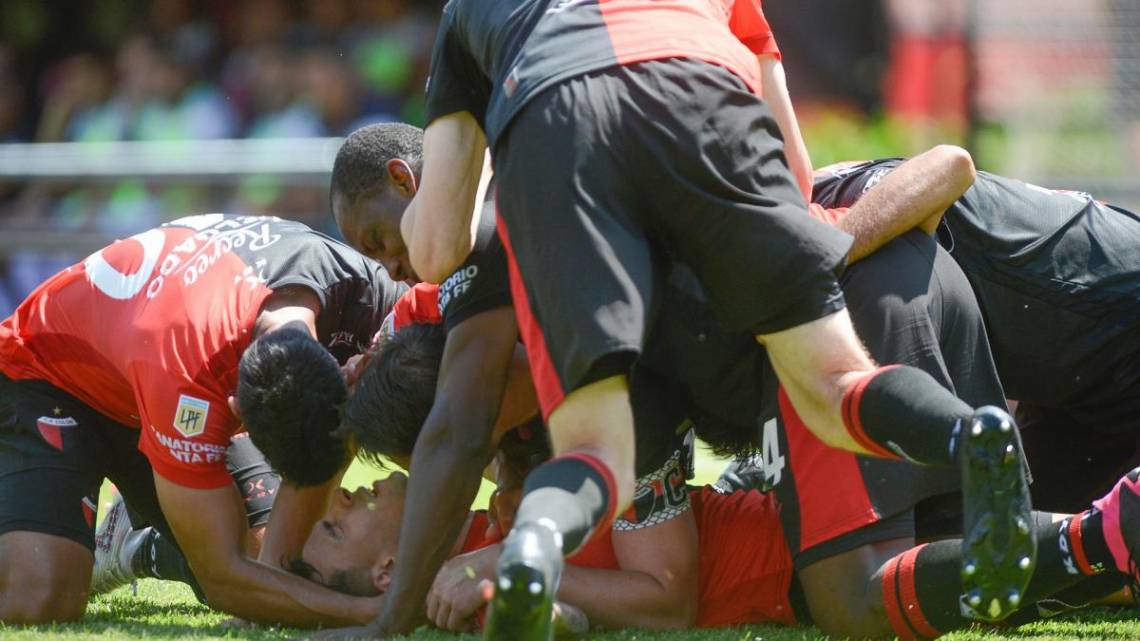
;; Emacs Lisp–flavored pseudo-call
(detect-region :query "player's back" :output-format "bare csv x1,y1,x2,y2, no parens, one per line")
0,214,395,430
438,0,770,145
813,160,1140,408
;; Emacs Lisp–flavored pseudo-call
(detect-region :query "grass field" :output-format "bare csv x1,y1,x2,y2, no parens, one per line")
14,448,1140,640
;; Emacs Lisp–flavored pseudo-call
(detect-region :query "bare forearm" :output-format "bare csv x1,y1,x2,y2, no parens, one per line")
840,145,976,262
373,432,490,632
760,56,813,200
557,565,695,630
202,557,377,628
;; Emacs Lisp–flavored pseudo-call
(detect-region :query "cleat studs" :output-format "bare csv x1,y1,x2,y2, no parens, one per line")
971,422,983,436
528,581,542,595
1000,420,1012,433
988,598,1002,619
963,562,977,576
1008,590,1021,607
1019,556,1032,570
1017,518,1030,535
967,591,983,607
499,576,512,591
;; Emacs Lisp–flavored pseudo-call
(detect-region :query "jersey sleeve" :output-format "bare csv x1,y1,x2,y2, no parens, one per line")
391,283,444,332
729,0,781,58
439,230,512,331
136,384,236,489
425,2,492,126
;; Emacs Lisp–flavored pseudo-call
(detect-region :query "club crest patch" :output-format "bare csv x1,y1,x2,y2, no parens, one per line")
173,394,210,438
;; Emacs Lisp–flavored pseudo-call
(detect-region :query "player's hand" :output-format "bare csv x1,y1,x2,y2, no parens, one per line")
426,548,497,631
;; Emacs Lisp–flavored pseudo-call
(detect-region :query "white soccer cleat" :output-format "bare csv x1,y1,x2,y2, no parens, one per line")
90,496,142,595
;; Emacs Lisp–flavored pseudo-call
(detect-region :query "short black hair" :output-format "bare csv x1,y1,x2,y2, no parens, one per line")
342,323,446,465
331,123,425,205
237,325,350,486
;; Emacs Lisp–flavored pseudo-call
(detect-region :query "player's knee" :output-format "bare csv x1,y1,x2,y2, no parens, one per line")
0,579,87,624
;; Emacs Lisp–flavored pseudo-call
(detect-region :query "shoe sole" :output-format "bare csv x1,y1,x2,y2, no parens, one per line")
959,408,1036,622
483,561,554,641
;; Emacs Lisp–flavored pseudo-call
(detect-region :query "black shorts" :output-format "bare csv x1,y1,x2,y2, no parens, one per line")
768,233,1007,567
493,57,852,417
1019,402,1140,514
0,375,281,550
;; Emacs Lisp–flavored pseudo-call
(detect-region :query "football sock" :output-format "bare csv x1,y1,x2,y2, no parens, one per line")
1058,509,1114,576
513,453,617,555
880,512,1094,639
131,527,207,603
843,365,972,465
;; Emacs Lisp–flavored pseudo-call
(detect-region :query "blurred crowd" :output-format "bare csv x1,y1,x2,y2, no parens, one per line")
0,0,440,232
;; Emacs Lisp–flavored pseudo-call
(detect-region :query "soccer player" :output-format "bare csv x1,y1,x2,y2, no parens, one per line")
812,157,1140,514
399,2,1033,637
0,215,403,625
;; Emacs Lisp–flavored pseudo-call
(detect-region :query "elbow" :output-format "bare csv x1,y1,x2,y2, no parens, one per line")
410,251,454,285
933,144,976,192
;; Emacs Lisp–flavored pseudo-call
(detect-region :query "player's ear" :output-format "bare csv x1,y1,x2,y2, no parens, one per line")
371,556,395,593
385,158,418,197
227,395,242,422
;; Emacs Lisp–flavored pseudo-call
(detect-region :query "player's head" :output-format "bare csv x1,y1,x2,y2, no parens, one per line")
236,323,351,486
331,123,424,284
287,471,409,596
341,322,446,465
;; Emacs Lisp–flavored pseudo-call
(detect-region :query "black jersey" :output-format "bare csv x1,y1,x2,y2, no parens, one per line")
813,160,1140,411
437,194,513,331
425,0,773,146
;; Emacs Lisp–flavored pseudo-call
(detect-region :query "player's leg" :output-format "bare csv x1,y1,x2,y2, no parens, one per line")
0,376,104,623
486,69,656,640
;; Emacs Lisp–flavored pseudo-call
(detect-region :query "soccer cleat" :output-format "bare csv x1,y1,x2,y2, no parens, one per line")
1092,467,1140,580
90,496,143,595
958,406,1036,622
483,521,563,641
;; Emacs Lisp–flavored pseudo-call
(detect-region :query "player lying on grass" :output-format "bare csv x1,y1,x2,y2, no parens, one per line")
812,156,1140,515
325,123,1032,640
334,320,1140,639
0,215,403,626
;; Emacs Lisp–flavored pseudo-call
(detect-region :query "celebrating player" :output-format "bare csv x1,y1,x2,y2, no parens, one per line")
0,215,403,626
398,2,1032,637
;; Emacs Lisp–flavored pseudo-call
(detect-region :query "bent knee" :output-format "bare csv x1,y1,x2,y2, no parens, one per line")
0,583,87,624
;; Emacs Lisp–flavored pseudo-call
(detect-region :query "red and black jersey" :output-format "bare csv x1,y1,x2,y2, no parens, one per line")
425,0,780,145
459,487,795,628
0,215,403,489
813,160,1140,420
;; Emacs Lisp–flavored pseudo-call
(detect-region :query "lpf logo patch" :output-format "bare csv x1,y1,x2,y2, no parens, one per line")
174,395,210,438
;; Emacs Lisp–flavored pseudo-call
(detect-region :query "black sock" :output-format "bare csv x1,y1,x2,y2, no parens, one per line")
1001,573,1127,625
132,527,207,603
880,512,1093,639
514,453,616,555
1060,509,1114,575
844,365,972,466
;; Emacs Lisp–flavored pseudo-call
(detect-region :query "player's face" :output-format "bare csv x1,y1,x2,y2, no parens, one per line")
300,471,408,594
333,190,418,285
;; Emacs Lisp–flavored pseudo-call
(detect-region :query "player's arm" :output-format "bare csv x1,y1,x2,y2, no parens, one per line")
557,510,700,629
153,475,381,627
369,306,519,634
402,112,489,284
758,54,814,200
834,145,976,263
257,471,346,567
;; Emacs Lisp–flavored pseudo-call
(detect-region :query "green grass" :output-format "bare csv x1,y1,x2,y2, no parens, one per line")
42,446,1140,640
3,579,1140,640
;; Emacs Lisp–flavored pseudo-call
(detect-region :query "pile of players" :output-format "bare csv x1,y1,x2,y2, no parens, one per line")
2,2,1140,640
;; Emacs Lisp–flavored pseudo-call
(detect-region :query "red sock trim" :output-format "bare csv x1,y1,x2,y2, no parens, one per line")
841,366,904,460
1068,511,1096,576
882,553,920,641
898,544,941,639
561,452,619,536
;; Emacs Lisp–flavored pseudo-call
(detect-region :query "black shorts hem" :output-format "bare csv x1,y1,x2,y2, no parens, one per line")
794,509,915,570
0,520,94,551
